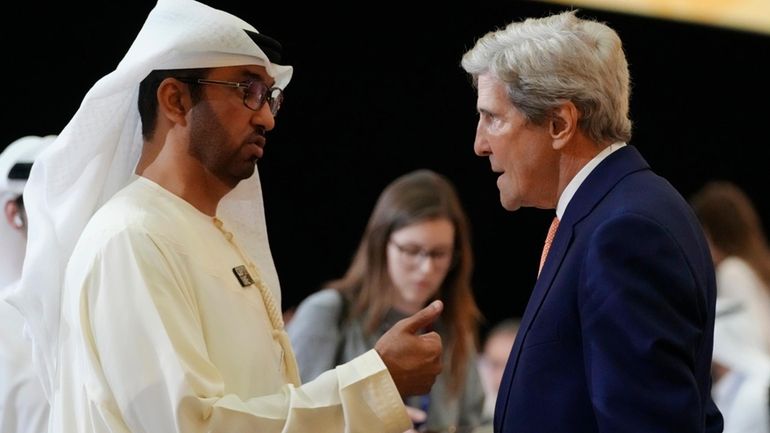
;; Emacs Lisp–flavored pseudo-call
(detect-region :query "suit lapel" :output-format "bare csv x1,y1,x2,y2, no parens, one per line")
495,145,651,430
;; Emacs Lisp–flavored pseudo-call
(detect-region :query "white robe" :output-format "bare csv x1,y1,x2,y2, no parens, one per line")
0,196,41,433
0,216,25,289
54,177,410,433
0,285,48,433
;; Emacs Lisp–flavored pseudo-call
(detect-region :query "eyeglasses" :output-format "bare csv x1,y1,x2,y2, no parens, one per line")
389,240,455,269
175,77,284,116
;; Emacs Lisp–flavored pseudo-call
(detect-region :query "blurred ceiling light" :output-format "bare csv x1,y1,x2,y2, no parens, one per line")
540,0,770,35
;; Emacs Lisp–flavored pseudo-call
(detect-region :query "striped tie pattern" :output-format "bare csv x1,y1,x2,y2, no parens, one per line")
538,216,560,277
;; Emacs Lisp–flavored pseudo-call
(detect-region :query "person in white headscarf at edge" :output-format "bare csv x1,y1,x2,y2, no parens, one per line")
711,298,770,433
0,135,54,433
6,1,444,432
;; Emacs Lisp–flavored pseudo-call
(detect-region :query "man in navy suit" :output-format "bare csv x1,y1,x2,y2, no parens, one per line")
461,10,723,433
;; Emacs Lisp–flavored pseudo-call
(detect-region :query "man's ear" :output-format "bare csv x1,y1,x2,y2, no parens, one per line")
5,199,22,230
157,78,191,126
550,100,579,150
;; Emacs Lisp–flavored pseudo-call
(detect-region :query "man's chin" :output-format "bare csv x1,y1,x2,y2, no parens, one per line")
239,163,257,179
500,195,521,212
221,167,256,189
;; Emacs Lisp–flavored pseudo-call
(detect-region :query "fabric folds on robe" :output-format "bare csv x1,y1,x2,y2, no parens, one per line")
54,177,410,433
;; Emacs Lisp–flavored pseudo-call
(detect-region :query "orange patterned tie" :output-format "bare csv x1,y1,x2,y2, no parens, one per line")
538,216,560,277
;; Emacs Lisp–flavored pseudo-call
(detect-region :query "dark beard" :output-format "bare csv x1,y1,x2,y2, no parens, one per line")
188,100,255,188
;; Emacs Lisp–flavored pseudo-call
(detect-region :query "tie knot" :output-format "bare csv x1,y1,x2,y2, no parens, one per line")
539,216,560,276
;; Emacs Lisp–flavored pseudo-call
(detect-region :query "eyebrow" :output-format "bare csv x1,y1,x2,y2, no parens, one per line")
397,242,453,250
477,107,494,116
241,71,275,88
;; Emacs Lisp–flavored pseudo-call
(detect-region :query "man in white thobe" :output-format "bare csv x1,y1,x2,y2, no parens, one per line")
8,1,443,432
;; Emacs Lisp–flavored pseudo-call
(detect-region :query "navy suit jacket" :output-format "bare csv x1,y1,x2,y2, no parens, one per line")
495,146,723,433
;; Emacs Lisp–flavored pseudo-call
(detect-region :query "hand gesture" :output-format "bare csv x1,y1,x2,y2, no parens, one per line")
375,300,443,397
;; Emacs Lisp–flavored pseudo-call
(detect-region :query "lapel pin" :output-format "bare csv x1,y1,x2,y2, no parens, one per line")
232,265,255,287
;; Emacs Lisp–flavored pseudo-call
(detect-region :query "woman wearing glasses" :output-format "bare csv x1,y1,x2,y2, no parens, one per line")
288,169,484,433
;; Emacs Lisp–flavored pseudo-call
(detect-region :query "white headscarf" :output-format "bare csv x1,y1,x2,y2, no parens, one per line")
7,0,292,401
0,135,56,291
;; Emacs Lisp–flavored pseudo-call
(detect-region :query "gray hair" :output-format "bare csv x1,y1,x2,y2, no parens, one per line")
461,10,632,144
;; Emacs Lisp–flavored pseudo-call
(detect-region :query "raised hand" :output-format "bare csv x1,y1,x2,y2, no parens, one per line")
375,300,444,397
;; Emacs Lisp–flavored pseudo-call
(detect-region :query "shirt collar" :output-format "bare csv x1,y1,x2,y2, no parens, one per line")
556,142,626,219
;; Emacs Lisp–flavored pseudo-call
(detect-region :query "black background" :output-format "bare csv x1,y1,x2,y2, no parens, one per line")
4,1,770,338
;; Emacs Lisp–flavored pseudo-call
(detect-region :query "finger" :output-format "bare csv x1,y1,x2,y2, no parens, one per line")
419,331,442,349
400,300,443,333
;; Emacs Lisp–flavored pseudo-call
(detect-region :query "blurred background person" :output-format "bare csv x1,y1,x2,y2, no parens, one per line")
691,180,770,355
0,135,55,288
0,135,55,433
288,169,484,433
711,297,770,433
474,318,519,433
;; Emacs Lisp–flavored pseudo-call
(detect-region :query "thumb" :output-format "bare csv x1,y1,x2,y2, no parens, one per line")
401,300,443,333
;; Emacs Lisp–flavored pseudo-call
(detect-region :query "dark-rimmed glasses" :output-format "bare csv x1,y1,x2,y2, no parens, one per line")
175,77,284,116
389,240,455,269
